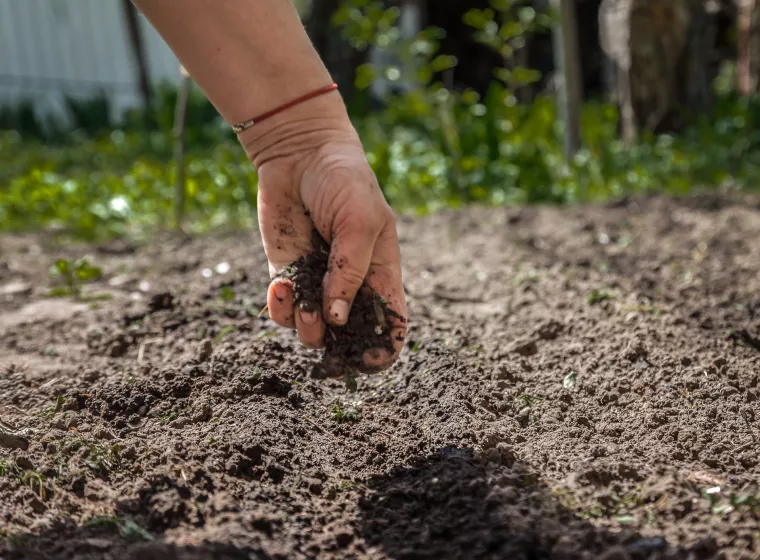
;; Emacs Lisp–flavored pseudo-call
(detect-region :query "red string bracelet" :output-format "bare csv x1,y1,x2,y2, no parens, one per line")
230,83,339,133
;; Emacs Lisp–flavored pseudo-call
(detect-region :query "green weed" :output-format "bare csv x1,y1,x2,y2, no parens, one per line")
330,403,359,423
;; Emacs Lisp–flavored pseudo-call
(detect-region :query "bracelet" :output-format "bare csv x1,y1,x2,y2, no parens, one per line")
230,83,339,133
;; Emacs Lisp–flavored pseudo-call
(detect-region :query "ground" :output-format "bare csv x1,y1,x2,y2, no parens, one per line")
1,192,759,560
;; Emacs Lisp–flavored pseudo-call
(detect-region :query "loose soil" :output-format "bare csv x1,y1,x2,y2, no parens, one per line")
1,192,760,560
276,229,401,380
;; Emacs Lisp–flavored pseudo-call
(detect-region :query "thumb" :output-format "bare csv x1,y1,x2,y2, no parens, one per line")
322,209,382,326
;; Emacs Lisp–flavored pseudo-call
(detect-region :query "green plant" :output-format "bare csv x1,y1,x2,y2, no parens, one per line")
48,257,103,299
587,289,612,305
330,403,358,423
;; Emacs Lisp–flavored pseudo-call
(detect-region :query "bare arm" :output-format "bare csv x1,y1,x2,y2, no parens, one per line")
132,0,407,373
131,0,332,125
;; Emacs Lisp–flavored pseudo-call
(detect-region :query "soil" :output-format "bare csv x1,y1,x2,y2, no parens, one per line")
276,229,401,381
1,192,760,560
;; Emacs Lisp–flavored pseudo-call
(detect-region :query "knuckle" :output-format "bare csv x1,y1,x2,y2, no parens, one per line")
331,264,366,291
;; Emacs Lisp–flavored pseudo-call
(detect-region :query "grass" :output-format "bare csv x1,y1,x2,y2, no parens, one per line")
0,459,50,500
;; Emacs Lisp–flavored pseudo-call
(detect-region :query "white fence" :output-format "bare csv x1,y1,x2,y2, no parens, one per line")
0,0,181,124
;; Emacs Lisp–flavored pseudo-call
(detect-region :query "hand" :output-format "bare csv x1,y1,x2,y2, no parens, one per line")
239,93,407,373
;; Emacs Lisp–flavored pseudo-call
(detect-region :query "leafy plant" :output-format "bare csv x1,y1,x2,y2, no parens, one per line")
48,257,103,299
330,403,358,423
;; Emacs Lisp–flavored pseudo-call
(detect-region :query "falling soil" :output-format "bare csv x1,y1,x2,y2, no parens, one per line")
275,229,401,381
1,192,760,560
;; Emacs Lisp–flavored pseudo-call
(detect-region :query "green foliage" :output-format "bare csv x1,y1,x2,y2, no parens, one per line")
2,3,760,239
0,126,256,239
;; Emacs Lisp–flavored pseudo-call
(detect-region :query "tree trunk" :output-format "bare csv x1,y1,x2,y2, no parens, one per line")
121,0,152,114
738,0,760,94
599,0,713,141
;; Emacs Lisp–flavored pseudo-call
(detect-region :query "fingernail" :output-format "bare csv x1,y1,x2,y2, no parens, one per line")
300,309,319,325
272,283,289,302
330,300,350,324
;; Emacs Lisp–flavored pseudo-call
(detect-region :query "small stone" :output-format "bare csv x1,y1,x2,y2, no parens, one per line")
107,336,128,358
28,497,47,514
191,399,212,423
511,339,538,357
84,369,102,382
335,531,354,548
196,339,213,363
0,281,32,296
691,537,719,559
148,292,174,311
15,456,34,471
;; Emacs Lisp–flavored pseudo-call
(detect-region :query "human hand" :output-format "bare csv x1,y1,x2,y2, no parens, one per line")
239,93,407,373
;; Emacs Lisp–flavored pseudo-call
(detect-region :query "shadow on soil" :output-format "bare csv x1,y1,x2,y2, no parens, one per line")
2,446,693,560
356,446,689,560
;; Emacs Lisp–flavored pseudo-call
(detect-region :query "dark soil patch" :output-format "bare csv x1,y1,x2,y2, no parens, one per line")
1,194,760,560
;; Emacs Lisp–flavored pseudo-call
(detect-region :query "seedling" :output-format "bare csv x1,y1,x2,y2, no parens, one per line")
247,366,263,383
587,289,612,305
0,460,49,499
218,286,236,302
48,257,106,301
515,393,544,407
330,403,358,423
84,443,122,474
214,325,237,342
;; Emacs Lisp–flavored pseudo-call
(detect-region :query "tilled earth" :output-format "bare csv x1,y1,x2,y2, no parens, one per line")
1,193,760,560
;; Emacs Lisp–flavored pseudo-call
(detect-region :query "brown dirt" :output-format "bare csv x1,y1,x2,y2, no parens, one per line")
1,192,760,560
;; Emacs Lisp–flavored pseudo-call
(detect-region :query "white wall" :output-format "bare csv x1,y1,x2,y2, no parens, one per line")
0,0,181,124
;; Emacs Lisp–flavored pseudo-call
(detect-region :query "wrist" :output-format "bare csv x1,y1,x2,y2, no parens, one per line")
238,90,359,170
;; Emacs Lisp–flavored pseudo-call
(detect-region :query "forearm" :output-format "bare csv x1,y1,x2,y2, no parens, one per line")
131,0,349,154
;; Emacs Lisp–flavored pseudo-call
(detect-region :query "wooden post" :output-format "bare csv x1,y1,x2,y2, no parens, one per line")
551,0,582,157
121,0,152,114
174,66,191,232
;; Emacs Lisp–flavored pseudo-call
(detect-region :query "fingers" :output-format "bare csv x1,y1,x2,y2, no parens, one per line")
359,220,408,372
267,280,295,329
322,212,382,326
294,301,325,349
267,281,326,349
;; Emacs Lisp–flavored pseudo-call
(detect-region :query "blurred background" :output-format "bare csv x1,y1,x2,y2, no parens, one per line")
2,0,760,240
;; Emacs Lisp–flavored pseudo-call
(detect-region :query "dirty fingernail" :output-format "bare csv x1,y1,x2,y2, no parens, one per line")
300,309,319,325
273,283,289,302
329,300,350,324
